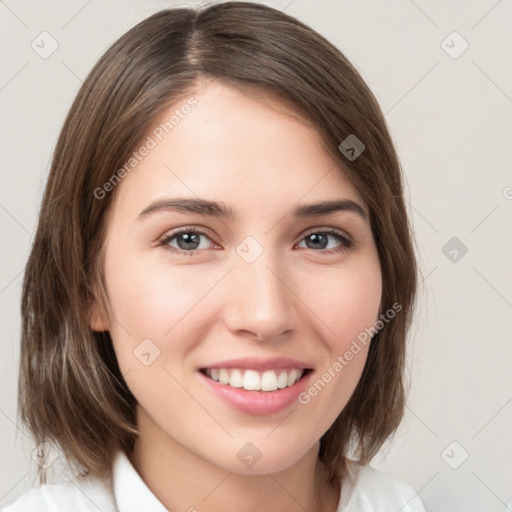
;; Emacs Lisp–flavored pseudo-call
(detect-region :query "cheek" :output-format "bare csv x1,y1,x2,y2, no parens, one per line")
306,256,382,347
294,254,381,421
103,251,225,368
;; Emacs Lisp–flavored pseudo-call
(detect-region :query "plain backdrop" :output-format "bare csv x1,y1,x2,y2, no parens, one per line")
1,1,511,511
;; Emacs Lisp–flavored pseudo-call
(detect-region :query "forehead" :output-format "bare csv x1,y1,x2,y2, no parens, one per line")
109,79,365,219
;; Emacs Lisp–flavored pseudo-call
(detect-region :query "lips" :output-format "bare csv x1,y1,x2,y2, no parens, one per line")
198,357,314,415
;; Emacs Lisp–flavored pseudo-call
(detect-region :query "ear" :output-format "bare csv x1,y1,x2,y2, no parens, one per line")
87,292,111,332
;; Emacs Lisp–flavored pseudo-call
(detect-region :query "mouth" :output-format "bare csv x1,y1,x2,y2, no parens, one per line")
199,367,313,392
197,356,315,415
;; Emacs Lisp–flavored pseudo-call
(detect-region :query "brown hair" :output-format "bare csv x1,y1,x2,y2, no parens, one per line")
19,1,417,485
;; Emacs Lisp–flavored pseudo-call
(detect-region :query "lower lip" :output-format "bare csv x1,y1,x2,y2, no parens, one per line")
199,371,312,416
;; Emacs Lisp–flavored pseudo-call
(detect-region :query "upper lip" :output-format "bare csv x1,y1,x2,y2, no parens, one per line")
200,357,313,372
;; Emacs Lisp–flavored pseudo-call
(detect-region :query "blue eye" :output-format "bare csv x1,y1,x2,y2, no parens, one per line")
297,229,353,254
160,228,214,254
159,227,353,256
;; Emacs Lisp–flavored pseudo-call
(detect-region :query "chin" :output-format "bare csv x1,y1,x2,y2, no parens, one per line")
206,437,318,476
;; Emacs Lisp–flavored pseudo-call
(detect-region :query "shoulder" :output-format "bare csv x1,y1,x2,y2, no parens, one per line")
1,473,115,512
338,460,427,512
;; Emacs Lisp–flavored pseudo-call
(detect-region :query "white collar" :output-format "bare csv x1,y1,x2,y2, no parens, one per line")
112,450,168,511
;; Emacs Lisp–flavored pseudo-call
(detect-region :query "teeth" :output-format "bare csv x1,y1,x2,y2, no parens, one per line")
261,370,278,391
287,369,300,386
229,369,243,388
218,369,229,385
277,371,288,389
205,368,305,391
243,370,260,390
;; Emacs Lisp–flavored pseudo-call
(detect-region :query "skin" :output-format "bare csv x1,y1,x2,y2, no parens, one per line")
90,78,382,512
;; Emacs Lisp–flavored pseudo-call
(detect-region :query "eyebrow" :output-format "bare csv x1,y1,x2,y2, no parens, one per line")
137,197,368,221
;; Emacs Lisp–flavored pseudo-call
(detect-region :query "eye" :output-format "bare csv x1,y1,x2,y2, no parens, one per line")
160,227,217,255
296,229,353,254
159,227,354,256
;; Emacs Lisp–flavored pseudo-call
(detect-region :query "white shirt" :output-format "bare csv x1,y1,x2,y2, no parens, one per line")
1,451,427,511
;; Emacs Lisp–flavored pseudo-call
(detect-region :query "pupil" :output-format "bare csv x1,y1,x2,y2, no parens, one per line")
307,233,327,249
178,232,200,250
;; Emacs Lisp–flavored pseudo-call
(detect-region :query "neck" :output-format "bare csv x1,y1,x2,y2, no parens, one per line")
129,408,340,512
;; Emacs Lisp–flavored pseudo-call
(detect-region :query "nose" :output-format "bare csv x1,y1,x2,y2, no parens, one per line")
222,251,297,341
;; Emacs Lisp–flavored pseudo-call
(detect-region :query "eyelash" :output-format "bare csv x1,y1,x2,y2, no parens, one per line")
158,226,354,256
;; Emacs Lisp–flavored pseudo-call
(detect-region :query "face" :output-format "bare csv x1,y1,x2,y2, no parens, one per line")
91,79,382,475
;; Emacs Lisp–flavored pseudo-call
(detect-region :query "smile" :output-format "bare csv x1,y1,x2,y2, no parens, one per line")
201,368,309,392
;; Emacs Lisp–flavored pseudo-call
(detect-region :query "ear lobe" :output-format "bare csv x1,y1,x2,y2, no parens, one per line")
88,302,110,332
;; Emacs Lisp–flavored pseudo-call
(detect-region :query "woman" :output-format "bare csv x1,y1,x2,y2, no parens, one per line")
3,2,424,511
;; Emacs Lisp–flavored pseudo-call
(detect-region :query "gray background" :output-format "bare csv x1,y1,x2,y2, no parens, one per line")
1,1,511,511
